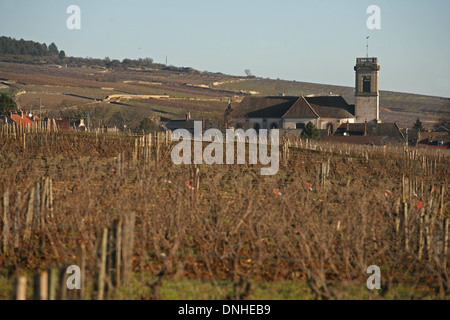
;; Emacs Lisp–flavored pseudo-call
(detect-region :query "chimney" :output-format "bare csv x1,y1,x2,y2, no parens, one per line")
364,120,367,136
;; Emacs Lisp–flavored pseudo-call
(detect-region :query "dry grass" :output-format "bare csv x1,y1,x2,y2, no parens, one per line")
0,127,448,299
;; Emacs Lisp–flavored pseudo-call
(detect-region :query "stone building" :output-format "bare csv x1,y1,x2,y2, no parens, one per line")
229,95,355,135
354,57,380,123
228,57,382,132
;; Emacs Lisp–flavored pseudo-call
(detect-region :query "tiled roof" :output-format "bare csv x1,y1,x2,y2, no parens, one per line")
334,123,406,143
10,113,33,125
165,119,202,133
232,96,299,118
304,96,355,119
231,95,355,120
433,126,449,133
407,129,448,142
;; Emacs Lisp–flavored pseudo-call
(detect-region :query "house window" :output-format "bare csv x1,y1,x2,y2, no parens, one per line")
253,123,261,131
296,123,306,129
363,76,371,93
270,122,278,129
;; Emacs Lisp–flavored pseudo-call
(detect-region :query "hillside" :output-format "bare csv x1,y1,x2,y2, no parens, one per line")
0,56,448,130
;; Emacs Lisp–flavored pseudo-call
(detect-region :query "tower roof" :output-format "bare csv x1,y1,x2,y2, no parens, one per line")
355,57,380,71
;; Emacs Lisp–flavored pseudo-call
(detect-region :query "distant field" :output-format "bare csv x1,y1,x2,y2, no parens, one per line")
0,61,448,130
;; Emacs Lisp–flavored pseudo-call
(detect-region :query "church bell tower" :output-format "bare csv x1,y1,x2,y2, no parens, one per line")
354,57,380,123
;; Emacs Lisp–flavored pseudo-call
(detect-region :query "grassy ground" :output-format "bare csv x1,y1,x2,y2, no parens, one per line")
1,272,445,300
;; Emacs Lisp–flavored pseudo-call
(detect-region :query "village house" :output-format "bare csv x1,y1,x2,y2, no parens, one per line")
407,127,450,149
328,122,406,145
0,110,84,132
8,111,35,126
163,112,206,134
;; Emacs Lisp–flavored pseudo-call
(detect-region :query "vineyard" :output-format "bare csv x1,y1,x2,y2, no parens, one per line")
0,124,449,300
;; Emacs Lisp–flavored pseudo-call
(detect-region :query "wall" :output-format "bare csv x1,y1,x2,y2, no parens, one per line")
266,118,282,129
355,96,379,123
282,118,316,129
317,118,355,130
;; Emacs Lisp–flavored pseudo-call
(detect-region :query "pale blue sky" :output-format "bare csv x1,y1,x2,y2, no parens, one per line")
1,0,449,97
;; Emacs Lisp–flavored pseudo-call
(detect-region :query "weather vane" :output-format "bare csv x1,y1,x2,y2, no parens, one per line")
366,36,370,58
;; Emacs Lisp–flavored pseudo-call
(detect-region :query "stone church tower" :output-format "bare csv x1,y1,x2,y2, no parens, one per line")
354,57,380,123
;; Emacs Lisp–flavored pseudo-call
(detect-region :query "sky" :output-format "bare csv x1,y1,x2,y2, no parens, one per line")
0,0,449,97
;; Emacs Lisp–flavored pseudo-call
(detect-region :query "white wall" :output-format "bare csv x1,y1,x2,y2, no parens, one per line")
282,118,316,129
318,118,355,130
249,118,264,130
266,118,282,129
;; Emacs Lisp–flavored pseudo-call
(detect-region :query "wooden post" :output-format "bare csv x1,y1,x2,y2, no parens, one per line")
14,191,21,249
24,188,35,241
59,268,68,300
283,140,288,165
402,175,409,201
121,151,125,173
425,213,432,261
439,184,445,216
443,218,449,269
134,138,138,166
40,178,47,228
394,198,401,236
193,165,200,207
122,212,135,286
49,268,58,300
77,244,86,300
148,133,152,163
16,276,27,300
2,191,9,253
156,133,160,166
98,228,108,300
403,201,409,251
418,207,425,260
36,271,49,300
49,178,54,219
117,153,121,175
34,183,41,231
115,219,122,287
